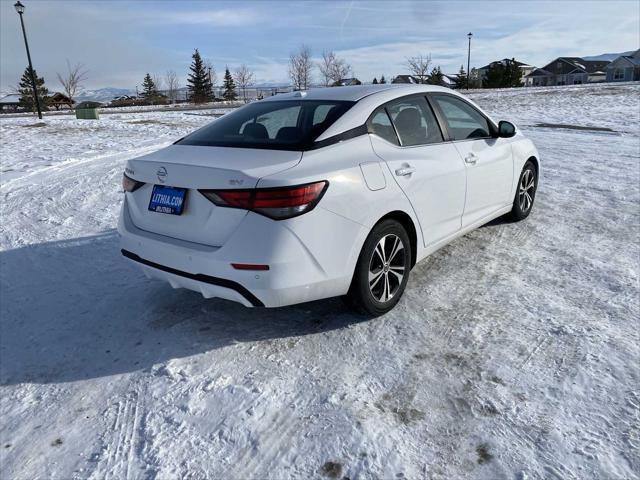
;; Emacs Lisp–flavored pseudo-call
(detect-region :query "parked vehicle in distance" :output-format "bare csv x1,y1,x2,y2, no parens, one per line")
119,84,539,315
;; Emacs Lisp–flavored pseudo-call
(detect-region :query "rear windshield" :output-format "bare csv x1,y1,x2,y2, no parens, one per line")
178,100,355,151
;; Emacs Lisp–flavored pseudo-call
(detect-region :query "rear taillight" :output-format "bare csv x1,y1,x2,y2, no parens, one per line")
199,181,328,220
122,173,145,192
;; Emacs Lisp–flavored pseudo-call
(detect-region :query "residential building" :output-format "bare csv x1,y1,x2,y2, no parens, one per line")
524,57,610,86
606,49,640,82
391,75,420,84
0,94,21,113
332,78,362,86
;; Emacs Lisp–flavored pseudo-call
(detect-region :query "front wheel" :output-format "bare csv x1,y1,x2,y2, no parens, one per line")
508,160,538,221
345,219,412,316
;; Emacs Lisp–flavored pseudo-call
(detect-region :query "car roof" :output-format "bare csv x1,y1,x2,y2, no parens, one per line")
308,84,497,142
262,84,452,103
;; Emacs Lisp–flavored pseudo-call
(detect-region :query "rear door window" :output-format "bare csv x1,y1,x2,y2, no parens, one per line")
432,95,492,140
385,97,443,146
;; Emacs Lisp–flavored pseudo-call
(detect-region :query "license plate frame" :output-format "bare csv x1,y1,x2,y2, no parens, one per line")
148,185,187,215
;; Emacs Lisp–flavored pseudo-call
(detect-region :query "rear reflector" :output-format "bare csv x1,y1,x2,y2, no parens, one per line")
231,263,270,271
199,181,328,220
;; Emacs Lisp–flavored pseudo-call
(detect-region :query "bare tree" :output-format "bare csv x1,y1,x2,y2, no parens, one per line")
318,50,353,87
165,70,179,104
331,56,352,86
288,44,313,90
152,74,163,92
406,54,432,84
318,51,336,86
233,64,255,102
56,60,88,107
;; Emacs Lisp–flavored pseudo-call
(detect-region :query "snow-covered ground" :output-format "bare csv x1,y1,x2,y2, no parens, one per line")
1,83,638,479
0,109,229,183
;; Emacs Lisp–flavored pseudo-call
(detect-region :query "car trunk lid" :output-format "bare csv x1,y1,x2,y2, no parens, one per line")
125,144,302,246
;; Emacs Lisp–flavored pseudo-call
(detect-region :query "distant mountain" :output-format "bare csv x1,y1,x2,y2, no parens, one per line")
76,87,134,103
583,51,635,62
73,83,294,103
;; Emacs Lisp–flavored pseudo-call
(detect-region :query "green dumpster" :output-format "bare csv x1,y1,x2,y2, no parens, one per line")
75,101,101,120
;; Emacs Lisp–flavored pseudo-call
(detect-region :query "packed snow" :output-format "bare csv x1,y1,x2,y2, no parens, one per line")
1,83,638,479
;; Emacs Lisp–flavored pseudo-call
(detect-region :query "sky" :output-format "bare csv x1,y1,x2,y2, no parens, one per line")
1,0,638,92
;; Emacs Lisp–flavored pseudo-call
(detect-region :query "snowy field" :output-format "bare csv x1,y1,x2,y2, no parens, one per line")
1,83,639,479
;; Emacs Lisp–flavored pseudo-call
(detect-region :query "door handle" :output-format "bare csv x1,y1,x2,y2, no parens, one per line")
464,153,478,165
395,166,416,176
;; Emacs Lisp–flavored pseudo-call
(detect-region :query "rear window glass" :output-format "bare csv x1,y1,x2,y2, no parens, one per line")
386,97,443,146
178,100,355,151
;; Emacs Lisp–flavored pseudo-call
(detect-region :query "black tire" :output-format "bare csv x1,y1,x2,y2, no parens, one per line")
345,219,412,316
508,160,538,221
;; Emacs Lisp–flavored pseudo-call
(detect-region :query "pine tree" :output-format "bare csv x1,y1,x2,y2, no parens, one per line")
222,67,237,101
455,65,467,89
372,77,378,84
142,73,157,98
483,60,522,88
427,66,444,85
18,66,49,113
187,49,213,104
505,58,523,87
483,63,504,88
379,75,386,84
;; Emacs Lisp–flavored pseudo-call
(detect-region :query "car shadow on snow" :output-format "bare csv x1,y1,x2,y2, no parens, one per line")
0,230,367,385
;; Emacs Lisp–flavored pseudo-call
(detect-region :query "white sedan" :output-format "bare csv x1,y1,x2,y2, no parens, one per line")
119,84,539,315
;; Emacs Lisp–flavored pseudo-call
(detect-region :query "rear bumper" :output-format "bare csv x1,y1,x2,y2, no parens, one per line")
121,249,264,307
118,198,366,308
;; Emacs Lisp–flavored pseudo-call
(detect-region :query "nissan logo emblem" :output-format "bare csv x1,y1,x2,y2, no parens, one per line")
157,166,167,183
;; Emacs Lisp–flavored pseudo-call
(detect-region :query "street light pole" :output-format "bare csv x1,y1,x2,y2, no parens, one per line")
14,1,42,119
467,32,473,90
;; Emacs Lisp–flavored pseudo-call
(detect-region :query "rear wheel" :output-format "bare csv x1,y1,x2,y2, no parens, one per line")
345,219,411,316
508,160,537,221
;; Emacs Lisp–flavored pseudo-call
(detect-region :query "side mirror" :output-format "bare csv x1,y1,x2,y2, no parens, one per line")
498,121,516,138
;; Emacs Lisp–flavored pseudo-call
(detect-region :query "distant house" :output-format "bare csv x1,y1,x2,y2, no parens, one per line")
477,58,534,85
423,74,458,89
48,92,74,110
0,94,21,113
391,75,420,84
109,95,141,107
524,57,610,87
606,49,640,82
332,78,362,86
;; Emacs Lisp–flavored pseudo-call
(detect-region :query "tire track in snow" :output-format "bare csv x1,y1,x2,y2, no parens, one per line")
88,377,148,480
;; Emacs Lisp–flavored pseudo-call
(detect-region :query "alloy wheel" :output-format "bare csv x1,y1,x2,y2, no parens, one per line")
518,168,535,212
368,234,405,303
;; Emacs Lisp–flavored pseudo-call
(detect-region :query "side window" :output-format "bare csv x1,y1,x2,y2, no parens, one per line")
386,97,443,146
433,95,491,140
367,108,399,145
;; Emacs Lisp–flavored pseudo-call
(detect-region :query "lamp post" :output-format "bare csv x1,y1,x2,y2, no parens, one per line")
467,32,472,90
14,1,42,119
